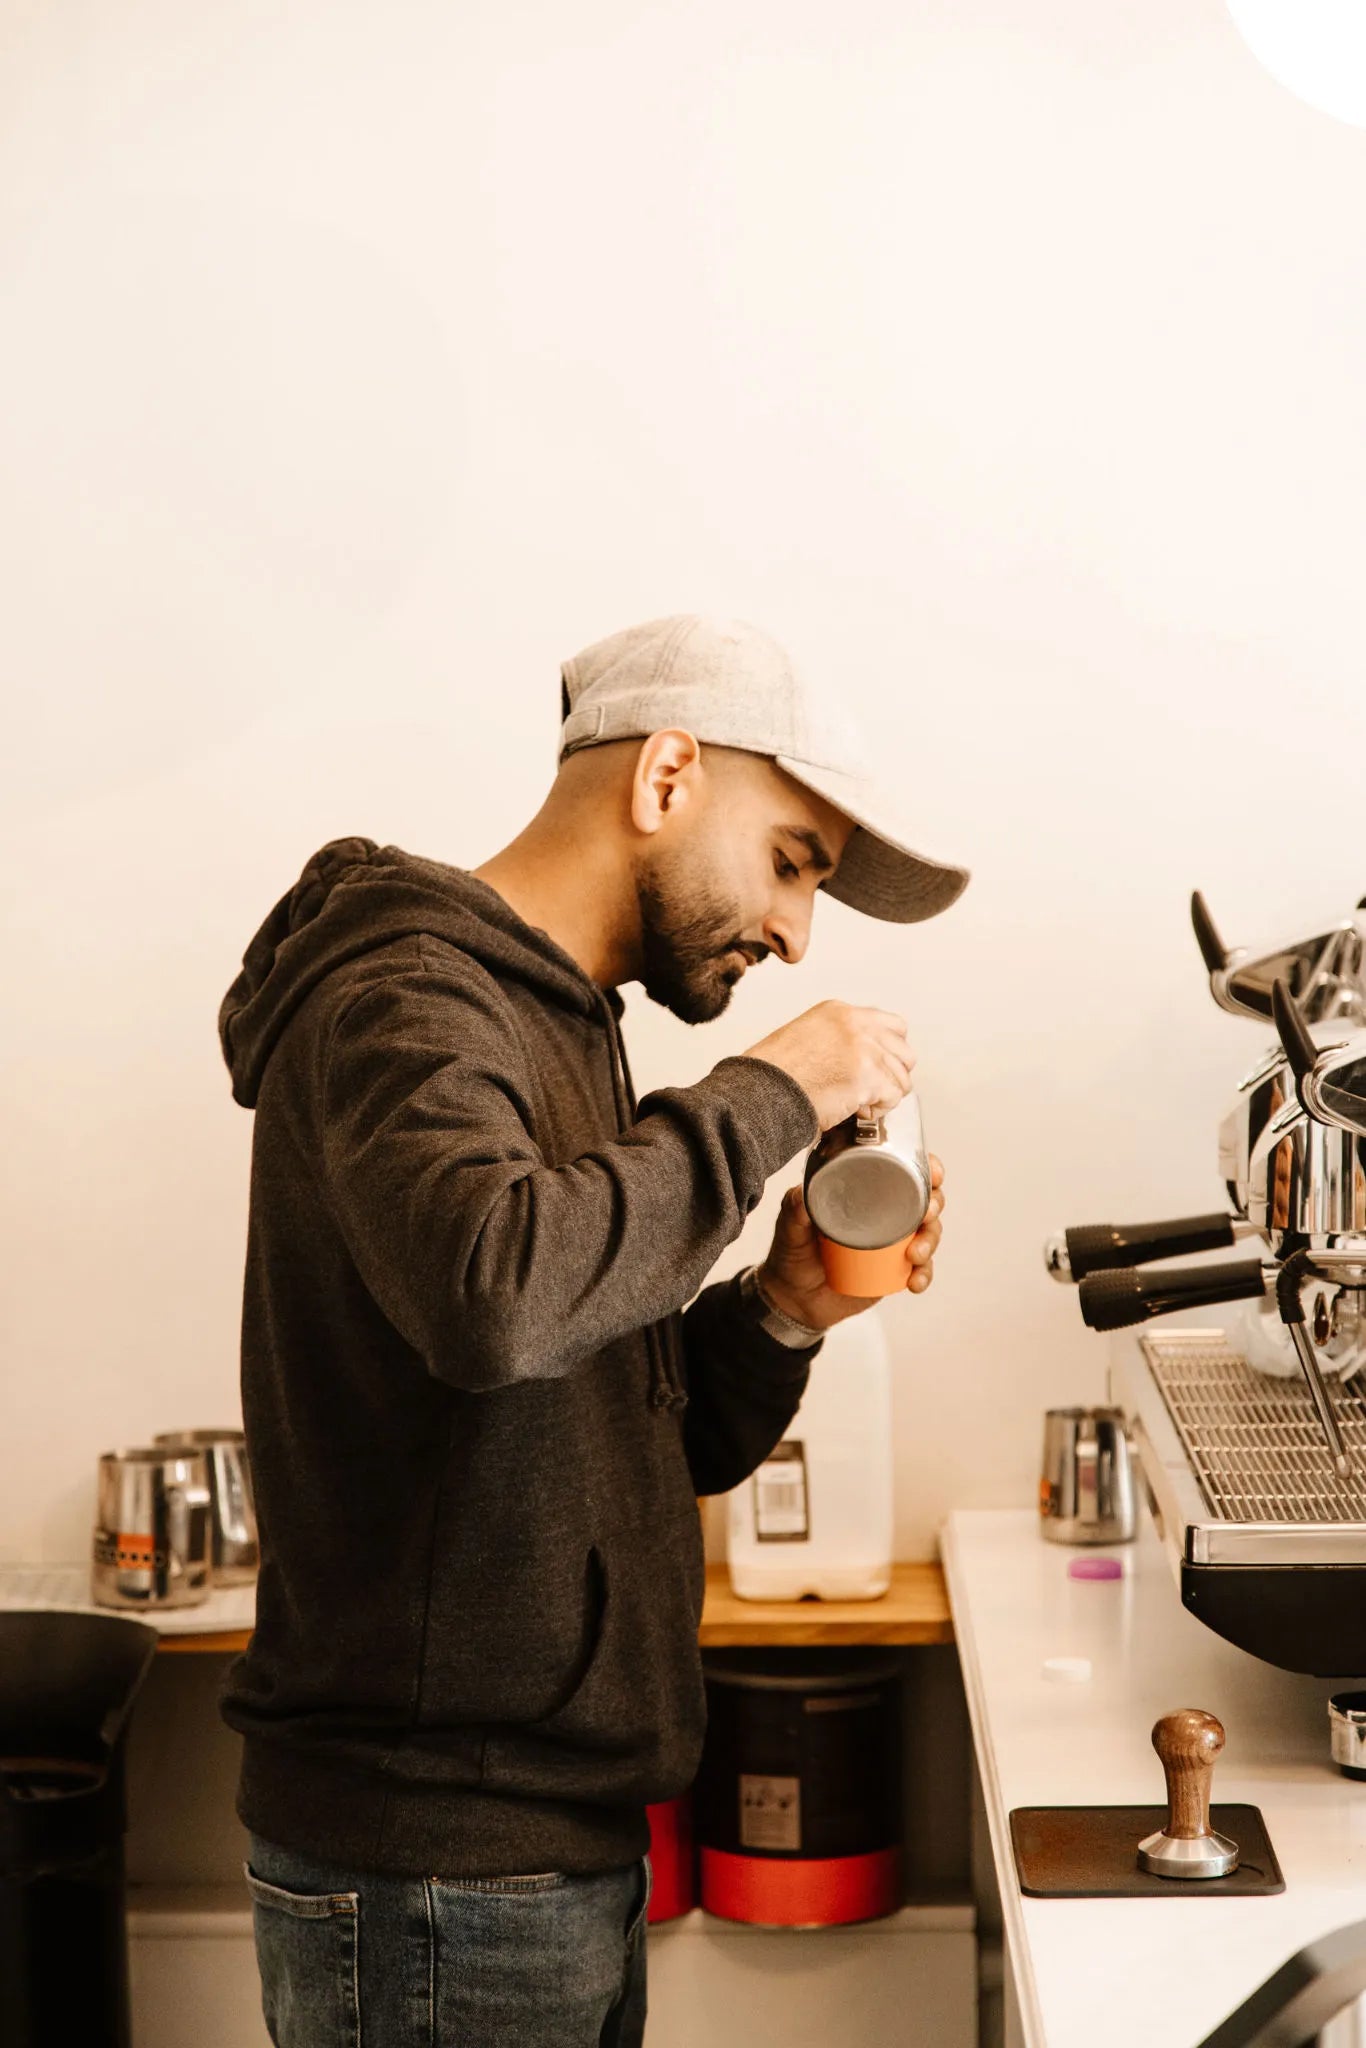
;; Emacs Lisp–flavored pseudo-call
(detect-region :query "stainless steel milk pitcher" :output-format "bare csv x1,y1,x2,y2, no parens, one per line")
92,1446,213,1609
1039,1407,1136,1546
803,1091,933,1296
153,1429,258,1584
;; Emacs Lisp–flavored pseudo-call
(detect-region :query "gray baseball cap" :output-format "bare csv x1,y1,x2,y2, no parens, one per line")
558,613,970,924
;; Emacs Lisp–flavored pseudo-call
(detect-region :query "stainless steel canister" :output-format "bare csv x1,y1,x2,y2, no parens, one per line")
153,1429,258,1583
1039,1406,1136,1546
92,1446,213,1609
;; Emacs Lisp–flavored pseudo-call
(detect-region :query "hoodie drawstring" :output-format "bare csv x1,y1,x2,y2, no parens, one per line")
594,992,688,1414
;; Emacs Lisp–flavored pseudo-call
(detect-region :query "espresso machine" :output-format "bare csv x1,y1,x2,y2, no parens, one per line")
1046,894,1366,1676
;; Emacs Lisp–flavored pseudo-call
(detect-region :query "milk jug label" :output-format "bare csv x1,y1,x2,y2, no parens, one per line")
753,1440,809,1542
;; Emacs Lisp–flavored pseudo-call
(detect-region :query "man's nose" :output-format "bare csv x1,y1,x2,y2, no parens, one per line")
763,910,811,966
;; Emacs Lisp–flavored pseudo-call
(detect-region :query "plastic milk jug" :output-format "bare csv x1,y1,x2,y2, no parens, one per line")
726,1306,894,1600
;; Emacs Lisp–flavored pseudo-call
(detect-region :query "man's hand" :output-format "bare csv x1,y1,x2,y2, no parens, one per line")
743,1001,914,1131
755,1156,946,1334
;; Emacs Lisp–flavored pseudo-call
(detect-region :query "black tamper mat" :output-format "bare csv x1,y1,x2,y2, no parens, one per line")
1009,1806,1285,1899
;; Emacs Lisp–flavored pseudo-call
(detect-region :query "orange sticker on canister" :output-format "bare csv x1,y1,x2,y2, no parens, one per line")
116,1532,155,1567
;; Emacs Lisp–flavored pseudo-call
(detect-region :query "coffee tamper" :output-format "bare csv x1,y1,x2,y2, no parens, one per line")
1137,1708,1240,1880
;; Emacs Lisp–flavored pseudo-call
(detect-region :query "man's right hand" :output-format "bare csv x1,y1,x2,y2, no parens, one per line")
742,1001,915,1131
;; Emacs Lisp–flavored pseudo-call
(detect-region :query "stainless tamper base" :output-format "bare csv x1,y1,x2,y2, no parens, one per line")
1137,1829,1240,1880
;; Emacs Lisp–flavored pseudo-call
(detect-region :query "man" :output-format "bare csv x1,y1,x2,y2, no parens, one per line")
217,613,968,2048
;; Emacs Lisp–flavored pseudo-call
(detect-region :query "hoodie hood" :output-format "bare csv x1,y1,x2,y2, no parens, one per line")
219,837,624,1111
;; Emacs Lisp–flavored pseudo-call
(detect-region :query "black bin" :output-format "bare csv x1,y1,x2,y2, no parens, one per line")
0,1610,159,2048
696,1648,904,1927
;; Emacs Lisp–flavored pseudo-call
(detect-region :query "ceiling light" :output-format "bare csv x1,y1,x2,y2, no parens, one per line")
1227,0,1366,129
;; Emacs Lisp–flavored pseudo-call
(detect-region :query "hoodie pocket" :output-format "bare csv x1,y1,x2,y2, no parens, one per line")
481,1508,706,1805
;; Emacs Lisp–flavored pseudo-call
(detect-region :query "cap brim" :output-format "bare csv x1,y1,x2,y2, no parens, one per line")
774,755,970,925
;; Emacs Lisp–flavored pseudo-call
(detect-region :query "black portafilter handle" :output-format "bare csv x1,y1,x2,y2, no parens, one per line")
1063,1213,1238,1282
1078,1258,1269,1333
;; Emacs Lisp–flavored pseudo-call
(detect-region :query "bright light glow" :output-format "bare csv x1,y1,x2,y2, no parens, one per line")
1228,1,1366,128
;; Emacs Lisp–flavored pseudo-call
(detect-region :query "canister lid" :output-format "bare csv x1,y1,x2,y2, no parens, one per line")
702,1649,904,1692
152,1429,245,1446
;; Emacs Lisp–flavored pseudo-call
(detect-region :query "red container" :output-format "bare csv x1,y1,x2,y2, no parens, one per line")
646,1794,695,1922
699,1845,901,1927
695,1650,903,1928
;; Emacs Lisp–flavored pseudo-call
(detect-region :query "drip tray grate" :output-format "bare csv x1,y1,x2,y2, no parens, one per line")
1140,1332,1366,1523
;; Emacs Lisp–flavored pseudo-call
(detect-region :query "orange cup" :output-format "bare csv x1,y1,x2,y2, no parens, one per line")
816,1232,914,1298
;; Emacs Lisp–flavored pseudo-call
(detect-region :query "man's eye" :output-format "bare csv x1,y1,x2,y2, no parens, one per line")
775,855,800,881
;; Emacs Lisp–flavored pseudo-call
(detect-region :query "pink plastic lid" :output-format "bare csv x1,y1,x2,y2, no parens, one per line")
1068,1555,1123,1581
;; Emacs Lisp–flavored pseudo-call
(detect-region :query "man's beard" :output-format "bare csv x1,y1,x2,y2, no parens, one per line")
635,857,764,1024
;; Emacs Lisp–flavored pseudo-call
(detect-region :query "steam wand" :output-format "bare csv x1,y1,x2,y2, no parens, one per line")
1276,1253,1353,1481
1268,976,1357,1480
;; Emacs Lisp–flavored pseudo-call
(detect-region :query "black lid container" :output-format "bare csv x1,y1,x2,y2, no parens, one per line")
695,1648,903,1926
0,1611,159,2048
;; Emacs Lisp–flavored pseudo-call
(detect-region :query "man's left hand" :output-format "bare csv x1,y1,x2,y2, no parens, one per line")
755,1156,945,1335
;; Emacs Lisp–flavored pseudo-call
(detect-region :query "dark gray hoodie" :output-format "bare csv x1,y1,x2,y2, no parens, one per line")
217,837,821,1878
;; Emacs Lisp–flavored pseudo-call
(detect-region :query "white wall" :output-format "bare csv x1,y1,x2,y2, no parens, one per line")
5,0,1366,1565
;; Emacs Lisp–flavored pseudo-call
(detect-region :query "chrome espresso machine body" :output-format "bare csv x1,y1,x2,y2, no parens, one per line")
1047,895,1366,1676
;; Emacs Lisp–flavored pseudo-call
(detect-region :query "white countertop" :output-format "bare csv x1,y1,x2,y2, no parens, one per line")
942,1508,1366,2048
0,1563,255,1635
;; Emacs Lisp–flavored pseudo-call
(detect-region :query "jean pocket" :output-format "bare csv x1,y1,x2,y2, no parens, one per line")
244,1865,360,2048
626,1856,653,1943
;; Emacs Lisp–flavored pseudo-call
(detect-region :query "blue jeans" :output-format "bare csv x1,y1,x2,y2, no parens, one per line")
244,1833,651,2048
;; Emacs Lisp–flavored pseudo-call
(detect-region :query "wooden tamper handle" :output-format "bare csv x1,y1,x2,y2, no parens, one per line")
1137,1708,1240,1880
1154,1707,1223,1838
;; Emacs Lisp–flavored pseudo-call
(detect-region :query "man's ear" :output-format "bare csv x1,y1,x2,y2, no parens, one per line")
630,729,701,835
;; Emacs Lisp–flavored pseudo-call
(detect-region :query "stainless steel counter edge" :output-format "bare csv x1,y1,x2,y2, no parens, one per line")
1184,1523,1366,1566
1112,1343,1366,1567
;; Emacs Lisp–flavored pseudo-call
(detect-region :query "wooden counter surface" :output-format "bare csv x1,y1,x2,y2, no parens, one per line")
158,1562,954,1654
699,1561,953,1647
